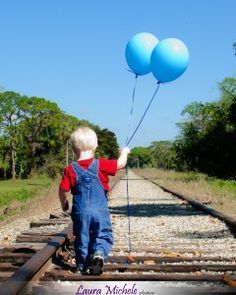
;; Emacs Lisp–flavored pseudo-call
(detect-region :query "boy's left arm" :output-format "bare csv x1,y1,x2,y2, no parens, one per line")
59,167,73,211
59,188,69,211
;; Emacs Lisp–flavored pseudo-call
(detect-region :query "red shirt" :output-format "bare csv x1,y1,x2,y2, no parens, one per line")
59,158,117,192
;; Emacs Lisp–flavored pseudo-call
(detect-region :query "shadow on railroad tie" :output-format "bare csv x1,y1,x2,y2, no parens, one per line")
109,203,207,217
175,228,232,239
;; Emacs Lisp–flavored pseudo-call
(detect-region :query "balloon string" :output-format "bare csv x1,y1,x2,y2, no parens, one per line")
130,75,138,118
124,73,138,255
124,79,161,255
125,165,132,254
125,74,138,146
126,81,161,146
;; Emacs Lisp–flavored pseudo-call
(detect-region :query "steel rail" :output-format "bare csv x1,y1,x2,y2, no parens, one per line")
0,223,73,295
0,173,122,294
148,179,236,233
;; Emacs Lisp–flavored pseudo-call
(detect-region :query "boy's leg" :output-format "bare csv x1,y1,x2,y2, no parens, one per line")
72,214,90,273
88,210,113,275
90,210,113,257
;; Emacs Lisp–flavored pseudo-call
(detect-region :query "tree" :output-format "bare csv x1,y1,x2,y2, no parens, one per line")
95,128,119,159
56,114,81,166
149,141,173,169
172,77,236,178
0,90,120,179
128,147,153,168
0,91,23,180
16,96,63,175
0,136,10,179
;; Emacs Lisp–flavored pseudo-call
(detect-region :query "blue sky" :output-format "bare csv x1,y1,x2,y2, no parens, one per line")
0,0,235,147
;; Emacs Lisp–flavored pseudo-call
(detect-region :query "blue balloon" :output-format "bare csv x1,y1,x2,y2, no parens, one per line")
125,32,159,76
151,38,189,83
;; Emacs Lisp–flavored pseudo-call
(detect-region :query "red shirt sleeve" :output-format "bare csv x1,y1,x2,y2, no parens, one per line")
59,159,117,193
59,166,76,192
99,158,117,176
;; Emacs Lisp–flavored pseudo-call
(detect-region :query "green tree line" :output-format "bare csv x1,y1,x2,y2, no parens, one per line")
0,91,119,179
128,77,236,179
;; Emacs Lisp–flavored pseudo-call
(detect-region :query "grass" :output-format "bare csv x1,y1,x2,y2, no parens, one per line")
208,178,236,196
0,176,53,208
133,168,236,217
161,171,236,196
159,170,207,183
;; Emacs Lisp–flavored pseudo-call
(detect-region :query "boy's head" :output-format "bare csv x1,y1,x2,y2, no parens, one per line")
70,126,98,154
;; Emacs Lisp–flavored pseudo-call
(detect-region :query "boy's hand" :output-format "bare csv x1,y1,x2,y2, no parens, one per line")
61,199,69,212
117,147,131,169
59,188,70,212
121,147,130,155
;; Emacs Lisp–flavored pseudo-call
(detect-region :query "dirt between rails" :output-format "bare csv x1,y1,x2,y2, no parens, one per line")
133,168,236,220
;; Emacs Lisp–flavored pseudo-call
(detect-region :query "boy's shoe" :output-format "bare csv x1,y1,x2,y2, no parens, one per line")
76,267,89,275
80,268,90,275
89,251,104,275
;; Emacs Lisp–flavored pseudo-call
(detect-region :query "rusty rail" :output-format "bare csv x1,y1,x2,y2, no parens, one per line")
0,224,73,295
150,180,236,233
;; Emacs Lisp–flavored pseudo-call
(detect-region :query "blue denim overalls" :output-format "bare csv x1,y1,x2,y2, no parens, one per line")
71,159,113,271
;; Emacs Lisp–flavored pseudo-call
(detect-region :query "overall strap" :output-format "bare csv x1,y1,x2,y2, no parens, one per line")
71,159,99,179
71,161,85,178
71,159,105,194
87,159,99,175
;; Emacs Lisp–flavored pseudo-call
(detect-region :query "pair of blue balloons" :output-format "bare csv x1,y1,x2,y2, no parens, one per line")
125,32,189,83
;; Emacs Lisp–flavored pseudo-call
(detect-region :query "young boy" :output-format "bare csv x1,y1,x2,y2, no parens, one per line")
59,126,130,275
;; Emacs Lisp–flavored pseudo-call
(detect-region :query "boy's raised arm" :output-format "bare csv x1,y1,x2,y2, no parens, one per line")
117,147,130,169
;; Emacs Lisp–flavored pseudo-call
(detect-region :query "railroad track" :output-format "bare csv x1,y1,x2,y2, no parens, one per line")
1,171,236,294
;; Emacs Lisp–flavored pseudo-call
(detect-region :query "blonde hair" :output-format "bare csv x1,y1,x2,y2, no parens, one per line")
70,127,98,153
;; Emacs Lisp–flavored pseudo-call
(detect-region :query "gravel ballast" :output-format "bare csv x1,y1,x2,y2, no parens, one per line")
110,171,236,255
